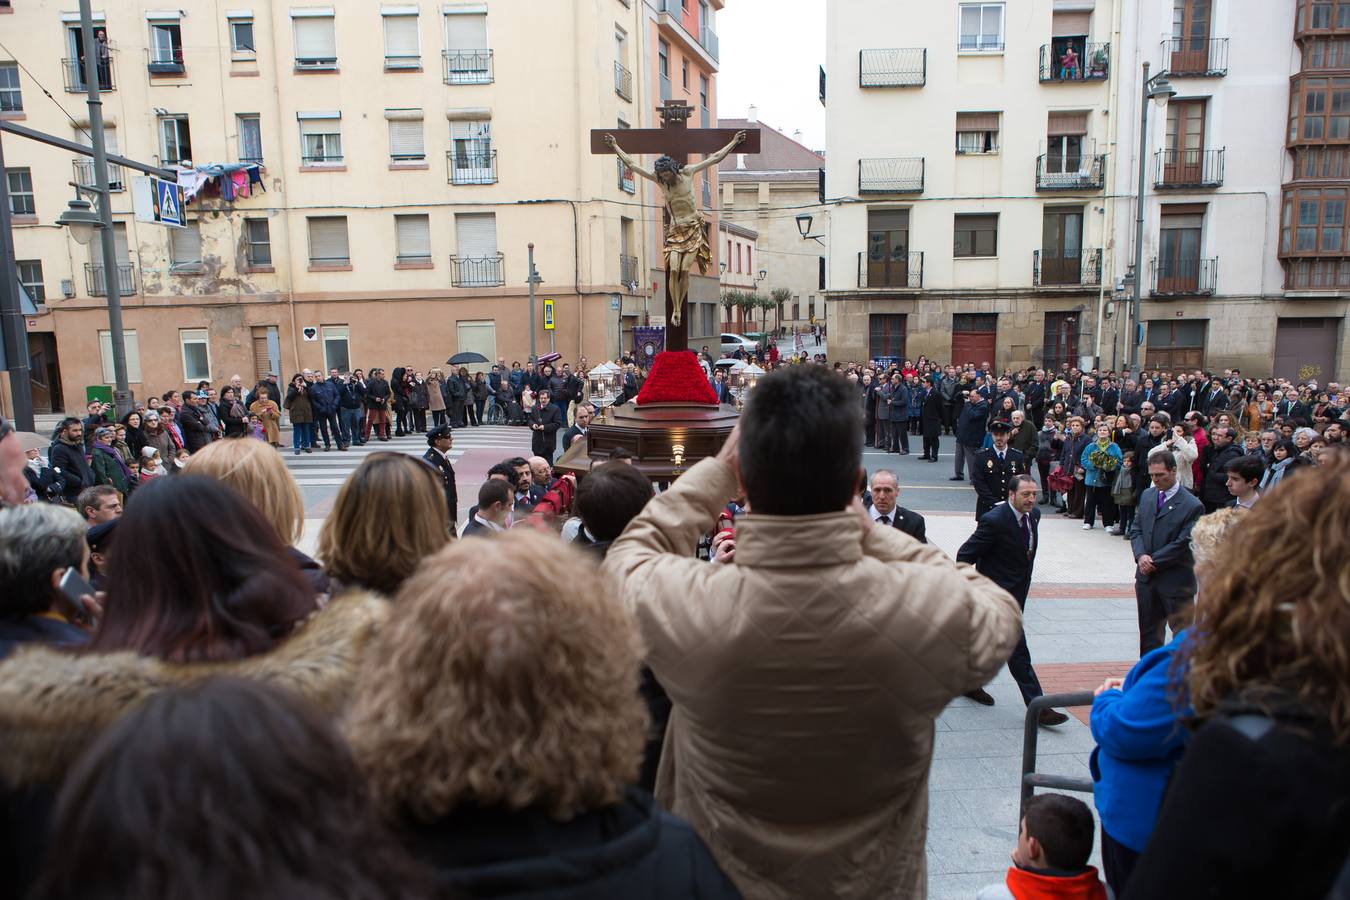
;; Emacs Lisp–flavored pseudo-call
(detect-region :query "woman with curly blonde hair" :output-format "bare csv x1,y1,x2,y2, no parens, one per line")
1126,460,1350,899
346,530,739,899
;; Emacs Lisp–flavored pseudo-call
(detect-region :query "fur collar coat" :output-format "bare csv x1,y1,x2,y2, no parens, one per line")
0,591,387,788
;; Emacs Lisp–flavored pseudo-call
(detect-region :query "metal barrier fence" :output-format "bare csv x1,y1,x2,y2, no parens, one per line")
1020,690,1095,815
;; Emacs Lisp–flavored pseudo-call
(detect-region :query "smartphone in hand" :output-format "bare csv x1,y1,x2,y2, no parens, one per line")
58,568,95,620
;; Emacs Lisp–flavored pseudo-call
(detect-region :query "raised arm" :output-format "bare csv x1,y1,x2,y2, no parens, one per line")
686,130,747,174
602,134,656,181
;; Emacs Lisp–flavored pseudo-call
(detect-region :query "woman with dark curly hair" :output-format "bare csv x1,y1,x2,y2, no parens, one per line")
346,530,740,899
1124,459,1350,899
29,679,432,900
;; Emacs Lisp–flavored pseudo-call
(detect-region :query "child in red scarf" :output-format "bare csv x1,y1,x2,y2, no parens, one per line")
978,794,1107,900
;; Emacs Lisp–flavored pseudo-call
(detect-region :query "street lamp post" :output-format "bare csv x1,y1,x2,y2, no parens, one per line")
1127,62,1176,380
74,0,133,417
526,243,544,361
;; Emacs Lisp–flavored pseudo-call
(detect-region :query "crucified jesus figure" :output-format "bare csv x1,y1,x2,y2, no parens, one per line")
605,130,746,327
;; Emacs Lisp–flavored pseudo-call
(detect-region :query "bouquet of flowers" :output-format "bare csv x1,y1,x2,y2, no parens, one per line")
1087,442,1119,473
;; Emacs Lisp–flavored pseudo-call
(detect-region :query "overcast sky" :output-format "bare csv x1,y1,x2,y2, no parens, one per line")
717,0,826,152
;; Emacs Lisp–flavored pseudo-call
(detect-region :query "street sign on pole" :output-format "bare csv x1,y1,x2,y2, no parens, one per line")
543,298,555,330
131,175,185,227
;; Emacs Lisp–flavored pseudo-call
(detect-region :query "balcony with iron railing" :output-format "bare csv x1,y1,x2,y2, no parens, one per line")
62,54,115,92
146,46,185,75
1036,153,1106,191
1165,37,1229,76
1033,248,1102,288
447,149,497,185
450,253,504,287
1155,148,1225,188
654,0,719,61
443,49,493,84
620,253,638,285
85,263,136,297
858,157,924,194
1038,42,1110,82
1151,257,1218,296
73,157,125,192
859,48,926,87
614,61,632,100
857,250,923,289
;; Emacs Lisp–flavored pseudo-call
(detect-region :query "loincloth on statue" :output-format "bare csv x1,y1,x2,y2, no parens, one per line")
662,217,712,275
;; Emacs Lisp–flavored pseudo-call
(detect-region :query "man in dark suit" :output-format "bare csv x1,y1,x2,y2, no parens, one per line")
864,469,927,543
529,390,565,465
1119,379,1143,418
560,402,593,454
957,474,1067,726
970,419,1028,520
422,426,458,529
461,479,511,538
1128,450,1204,657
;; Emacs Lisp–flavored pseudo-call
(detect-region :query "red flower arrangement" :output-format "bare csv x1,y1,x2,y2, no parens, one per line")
635,350,719,406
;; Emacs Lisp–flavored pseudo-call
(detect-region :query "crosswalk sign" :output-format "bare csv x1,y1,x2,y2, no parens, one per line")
543,298,555,331
157,179,183,226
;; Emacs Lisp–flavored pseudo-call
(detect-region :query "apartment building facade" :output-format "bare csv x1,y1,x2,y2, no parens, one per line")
2,0,722,413
824,0,1350,381
824,0,1120,371
718,114,829,337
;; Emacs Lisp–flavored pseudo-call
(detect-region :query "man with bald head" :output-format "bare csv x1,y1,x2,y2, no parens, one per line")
864,469,927,543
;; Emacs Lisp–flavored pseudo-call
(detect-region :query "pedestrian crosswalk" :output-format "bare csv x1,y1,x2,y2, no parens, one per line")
281,426,532,486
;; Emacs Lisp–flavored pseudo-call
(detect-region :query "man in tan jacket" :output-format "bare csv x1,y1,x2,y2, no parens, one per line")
604,366,1022,899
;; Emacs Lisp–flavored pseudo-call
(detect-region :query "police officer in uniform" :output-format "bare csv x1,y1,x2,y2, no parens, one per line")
970,419,1028,520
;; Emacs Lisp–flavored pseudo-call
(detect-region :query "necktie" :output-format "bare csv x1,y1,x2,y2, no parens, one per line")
879,515,890,526
1157,490,1166,512
1020,514,1031,553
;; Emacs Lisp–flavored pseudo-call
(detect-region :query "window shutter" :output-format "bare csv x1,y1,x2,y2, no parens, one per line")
1052,10,1091,36
445,12,487,50
170,222,201,266
298,114,339,137
389,119,424,159
294,17,336,60
868,209,910,231
454,213,497,257
384,14,419,57
396,215,431,259
308,217,350,263
956,112,1000,132
1047,111,1089,135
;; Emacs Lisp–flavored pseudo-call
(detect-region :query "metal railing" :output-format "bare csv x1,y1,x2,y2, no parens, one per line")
859,48,926,87
1155,148,1225,188
147,47,185,75
396,253,432,265
618,159,635,193
614,61,633,100
443,49,493,84
1165,37,1229,76
73,158,125,192
384,53,420,69
301,153,344,166
1151,257,1219,296
85,263,136,296
450,253,504,287
1036,153,1106,191
858,250,923,289
700,25,719,60
1033,248,1103,287
1021,692,1095,815
620,253,638,284
858,157,924,193
1038,42,1110,82
447,149,497,185
61,56,114,92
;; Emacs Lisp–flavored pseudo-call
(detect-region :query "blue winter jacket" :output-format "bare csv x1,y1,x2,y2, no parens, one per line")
1079,439,1124,488
888,384,911,421
309,378,339,416
956,398,989,446
1089,631,1191,852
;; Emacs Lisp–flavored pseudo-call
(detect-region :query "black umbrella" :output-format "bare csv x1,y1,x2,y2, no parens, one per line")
446,351,489,365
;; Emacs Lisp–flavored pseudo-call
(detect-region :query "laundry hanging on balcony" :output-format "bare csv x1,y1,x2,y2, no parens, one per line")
174,163,266,203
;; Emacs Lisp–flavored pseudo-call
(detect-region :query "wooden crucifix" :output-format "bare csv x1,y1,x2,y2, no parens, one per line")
591,101,761,352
